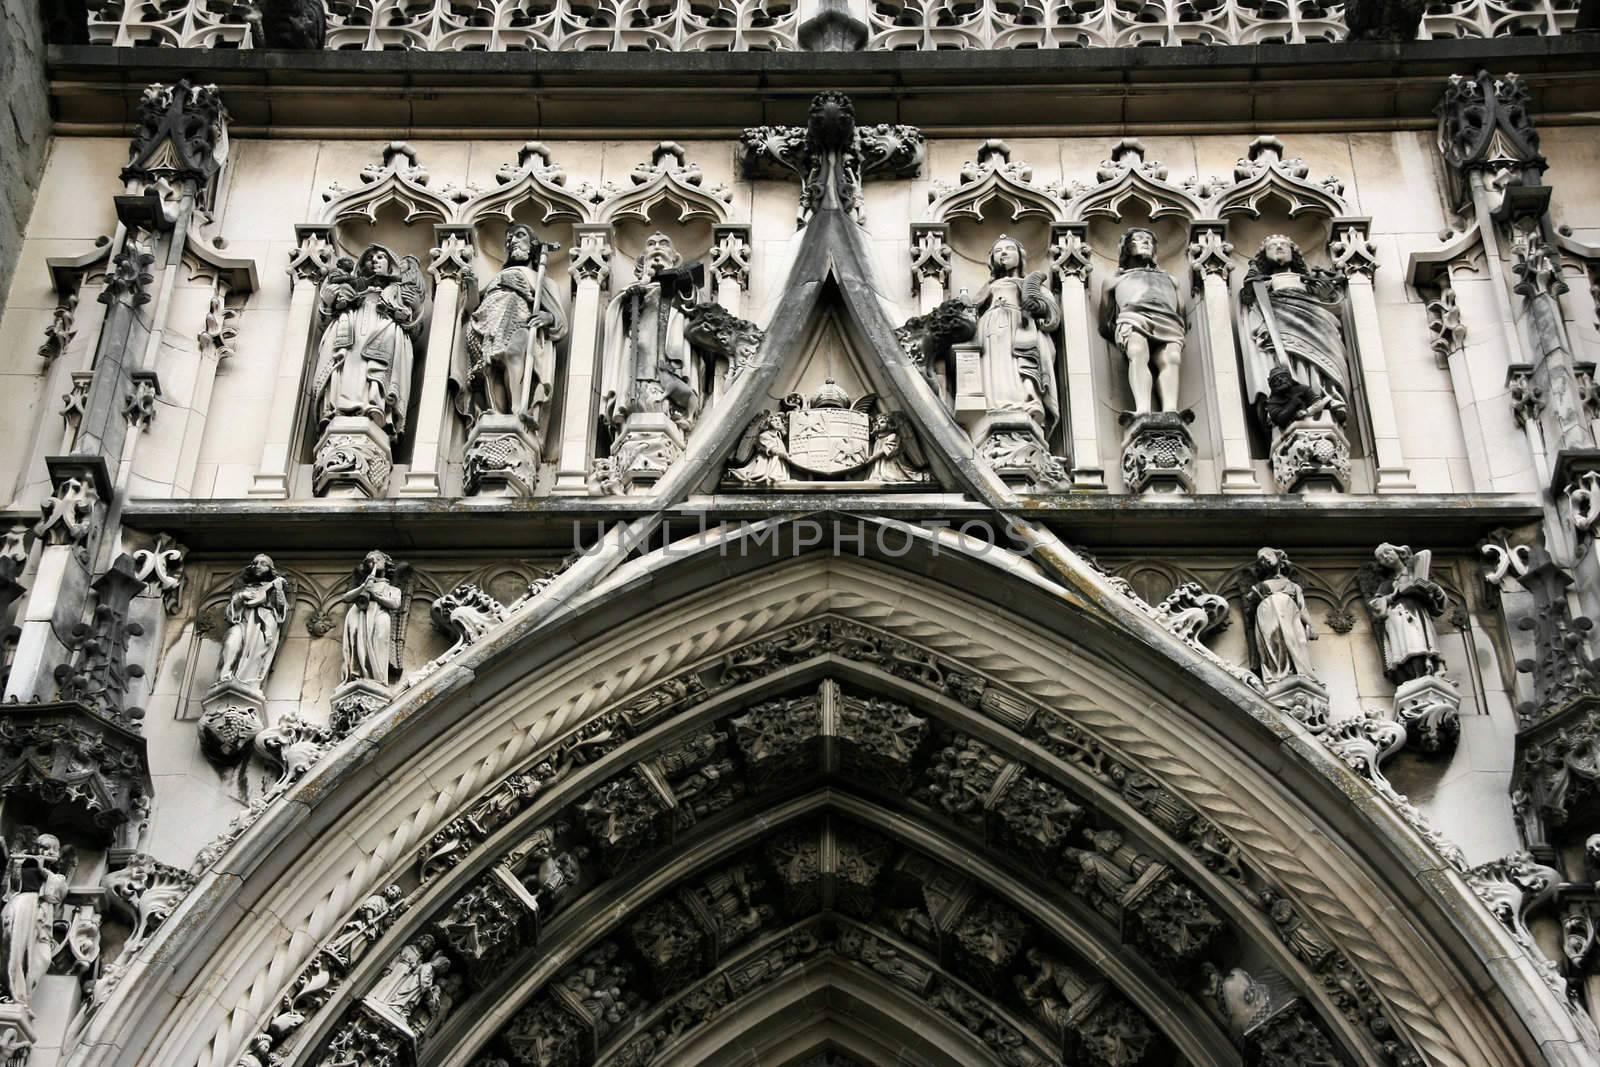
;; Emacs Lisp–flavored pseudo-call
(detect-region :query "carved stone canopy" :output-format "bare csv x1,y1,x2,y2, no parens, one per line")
0,701,151,842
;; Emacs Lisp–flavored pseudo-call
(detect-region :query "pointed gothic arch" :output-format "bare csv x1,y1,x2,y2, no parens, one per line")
73,517,1590,1067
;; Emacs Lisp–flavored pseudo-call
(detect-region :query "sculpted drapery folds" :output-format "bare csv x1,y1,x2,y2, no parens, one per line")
310,244,427,440
1246,548,1318,685
600,232,707,436
1367,543,1449,684
336,550,406,685
215,554,290,690
1100,228,1185,414
452,223,569,440
1241,235,1352,427
972,235,1060,434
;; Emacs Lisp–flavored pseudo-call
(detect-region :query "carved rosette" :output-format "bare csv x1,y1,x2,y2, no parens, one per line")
464,413,541,498
1269,419,1351,494
1121,412,1195,494
313,415,393,499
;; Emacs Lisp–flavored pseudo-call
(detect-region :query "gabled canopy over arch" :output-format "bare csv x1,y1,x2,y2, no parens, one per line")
73,517,1591,1067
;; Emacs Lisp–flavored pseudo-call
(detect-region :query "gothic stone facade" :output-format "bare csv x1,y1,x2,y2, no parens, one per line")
0,6,1598,1067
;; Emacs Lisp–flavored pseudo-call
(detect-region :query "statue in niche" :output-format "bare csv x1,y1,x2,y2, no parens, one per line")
1100,228,1185,414
1245,547,1318,685
310,244,426,438
1241,235,1351,425
453,223,568,439
335,550,408,685
1,829,74,1008
1366,543,1449,683
600,232,707,436
971,235,1059,434
215,554,290,691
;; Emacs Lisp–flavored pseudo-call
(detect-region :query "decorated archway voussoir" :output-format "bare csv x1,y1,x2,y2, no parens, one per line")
96,550,1528,1067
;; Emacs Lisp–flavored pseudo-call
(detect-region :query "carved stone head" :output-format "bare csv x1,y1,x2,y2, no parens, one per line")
636,232,682,281
358,244,398,280
988,235,1026,278
1253,234,1309,278
360,549,394,580
1117,228,1157,270
246,553,277,582
505,223,536,266
35,833,61,862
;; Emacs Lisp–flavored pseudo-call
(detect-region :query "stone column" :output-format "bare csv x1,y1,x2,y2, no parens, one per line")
401,225,474,497
173,278,237,497
552,224,613,496
1188,222,1261,494
708,224,752,408
249,224,334,498
1329,218,1415,494
1050,222,1105,490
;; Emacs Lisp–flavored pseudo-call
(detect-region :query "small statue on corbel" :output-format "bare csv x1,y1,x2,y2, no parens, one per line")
1360,543,1461,754
309,245,429,499
595,233,754,494
452,223,568,498
1242,235,1355,494
1243,548,1329,732
1101,228,1194,494
329,551,412,733
201,554,292,764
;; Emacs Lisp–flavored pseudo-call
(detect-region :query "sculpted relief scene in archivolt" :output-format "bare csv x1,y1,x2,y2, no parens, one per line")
5,37,1600,1067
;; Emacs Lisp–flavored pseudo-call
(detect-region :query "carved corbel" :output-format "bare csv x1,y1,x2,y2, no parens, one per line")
286,224,336,289
39,293,79,363
1187,224,1234,290
1048,223,1092,286
570,224,613,291
1328,219,1379,281
122,370,161,430
1508,363,1546,429
909,222,952,301
710,223,752,294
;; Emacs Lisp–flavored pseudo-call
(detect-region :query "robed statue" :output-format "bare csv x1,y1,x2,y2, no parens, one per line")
215,554,291,690
452,223,568,440
971,235,1060,435
336,550,409,686
1,830,73,1009
1241,235,1351,427
311,244,427,438
599,232,707,436
1244,547,1318,685
1100,228,1185,413
1366,543,1449,684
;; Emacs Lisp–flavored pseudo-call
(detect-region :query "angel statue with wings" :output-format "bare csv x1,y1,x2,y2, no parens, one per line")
310,244,427,439
1366,543,1450,683
335,550,411,686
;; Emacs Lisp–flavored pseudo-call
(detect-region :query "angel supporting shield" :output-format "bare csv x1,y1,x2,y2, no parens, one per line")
729,411,792,486
310,244,427,439
335,550,411,685
866,413,931,484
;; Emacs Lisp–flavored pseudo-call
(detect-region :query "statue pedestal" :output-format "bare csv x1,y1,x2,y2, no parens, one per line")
331,678,392,738
1270,417,1350,494
972,411,1069,491
1121,412,1195,494
1393,674,1461,755
1265,675,1330,734
198,680,266,763
464,414,541,498
596,413,684,495
313,416,392,499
